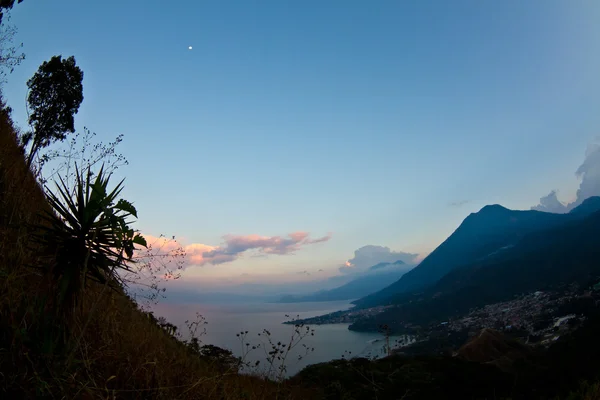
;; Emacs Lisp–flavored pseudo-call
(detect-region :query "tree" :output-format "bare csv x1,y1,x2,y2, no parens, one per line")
198,344,241,372
0,0,23,25
0,12,25,80
22,55,84,168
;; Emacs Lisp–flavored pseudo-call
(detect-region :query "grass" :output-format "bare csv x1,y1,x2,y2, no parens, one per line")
0,97,320,399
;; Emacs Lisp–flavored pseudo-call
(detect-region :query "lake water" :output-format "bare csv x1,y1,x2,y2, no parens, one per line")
151,300,412,377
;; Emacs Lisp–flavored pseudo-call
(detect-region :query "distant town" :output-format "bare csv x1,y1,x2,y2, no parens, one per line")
283,304,396,325
287,284,599,352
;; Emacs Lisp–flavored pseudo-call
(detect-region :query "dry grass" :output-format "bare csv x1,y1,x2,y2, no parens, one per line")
0,98,321,399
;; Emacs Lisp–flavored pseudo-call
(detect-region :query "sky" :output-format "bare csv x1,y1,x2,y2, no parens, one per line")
2,0,600,295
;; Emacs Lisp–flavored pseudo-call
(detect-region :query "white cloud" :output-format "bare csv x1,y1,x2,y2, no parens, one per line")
338,245,419,274
532,140,600,213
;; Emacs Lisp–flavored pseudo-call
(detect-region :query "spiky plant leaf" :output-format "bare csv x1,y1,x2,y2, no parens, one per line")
133,234,147,248
37,163,147,317
115,199,137,218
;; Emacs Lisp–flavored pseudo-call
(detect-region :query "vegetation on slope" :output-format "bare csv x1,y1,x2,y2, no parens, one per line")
0,97,317,399
292,313,600,400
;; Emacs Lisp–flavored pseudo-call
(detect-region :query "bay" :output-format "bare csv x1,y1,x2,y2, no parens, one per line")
151,300,413,377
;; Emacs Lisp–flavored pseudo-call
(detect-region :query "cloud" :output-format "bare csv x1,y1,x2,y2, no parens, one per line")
531,190,567,213
449,200,470,207
339,245,420,274
574,141,600,206
202,231,332,263
140,234,223,266
532,140,600,213
140,232,332,268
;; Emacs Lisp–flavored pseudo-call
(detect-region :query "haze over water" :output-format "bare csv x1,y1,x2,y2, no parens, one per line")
152,300,410,376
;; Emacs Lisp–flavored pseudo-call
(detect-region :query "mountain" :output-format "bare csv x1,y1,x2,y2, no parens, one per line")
349,207,600,332
431,206,600,299
278,261,412,303
567,196,600,216
354,197,600,308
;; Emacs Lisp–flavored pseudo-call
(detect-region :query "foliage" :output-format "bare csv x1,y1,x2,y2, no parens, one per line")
561,381,600,400
1,95,320,399
0,12,24,81
22,55,84,168
198,344,242,372
123,233,187,309
28,118,179,311
36,163,146,316
235,315,316,381
38,127,128,188
0,0,23,25
292,354,512,400
289,309,600,400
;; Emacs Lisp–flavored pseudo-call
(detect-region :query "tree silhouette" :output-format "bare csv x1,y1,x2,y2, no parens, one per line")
0,0,24,25
22,55,84,168
0,10,25,80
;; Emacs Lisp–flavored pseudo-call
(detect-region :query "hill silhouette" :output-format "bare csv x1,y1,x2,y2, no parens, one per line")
355,198,600,308
349,204,600,332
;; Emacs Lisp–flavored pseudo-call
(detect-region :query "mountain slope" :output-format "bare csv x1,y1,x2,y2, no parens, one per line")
349,208,600,332
0,99,314,398
355,198,600,307
568,196,600,216
432,206,600,298
279,261,411,303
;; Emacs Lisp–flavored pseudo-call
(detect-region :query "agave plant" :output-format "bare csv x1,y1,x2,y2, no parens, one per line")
38,163,146,315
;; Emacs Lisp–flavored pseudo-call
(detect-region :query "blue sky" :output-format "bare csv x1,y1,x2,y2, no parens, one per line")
3,1,600,292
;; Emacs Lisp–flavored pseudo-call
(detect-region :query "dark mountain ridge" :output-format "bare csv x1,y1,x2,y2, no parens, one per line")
354,197,600,308
348,206,600,332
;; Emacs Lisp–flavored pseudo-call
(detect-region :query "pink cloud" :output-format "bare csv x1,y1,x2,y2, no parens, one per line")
203,231,333,262
137,231,332,268
186,243,234,265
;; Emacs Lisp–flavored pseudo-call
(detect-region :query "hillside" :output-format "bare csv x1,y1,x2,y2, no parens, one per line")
355,199,600,308
0,99,316,399
348,206,600,332
278,261,412,303
456,328,533,371
292,314,600,400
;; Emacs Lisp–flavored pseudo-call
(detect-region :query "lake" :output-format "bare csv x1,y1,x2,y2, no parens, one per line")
151,300,413,377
